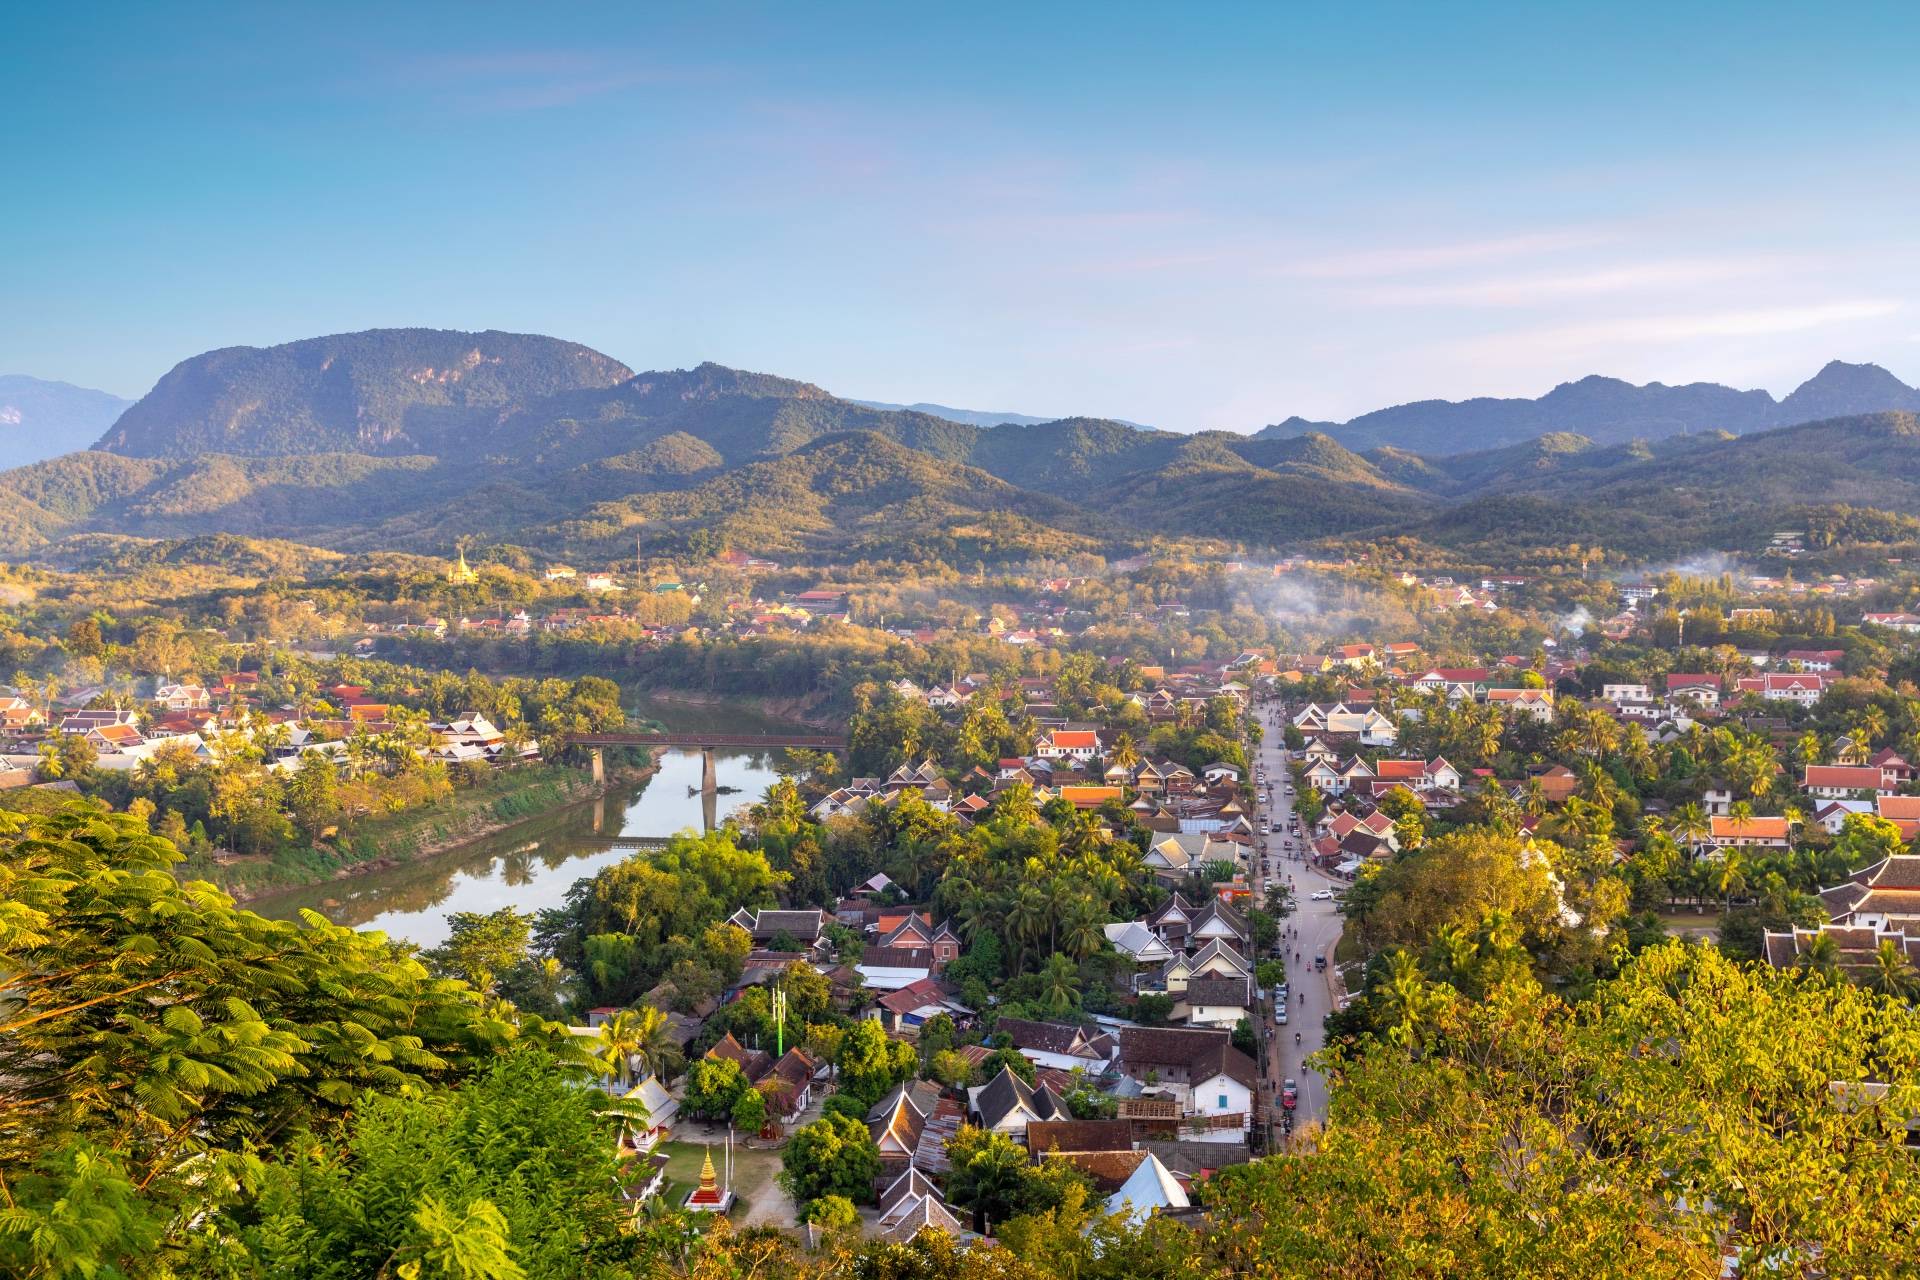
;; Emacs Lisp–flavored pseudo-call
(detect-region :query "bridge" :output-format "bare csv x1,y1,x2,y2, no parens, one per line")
566,731,850,792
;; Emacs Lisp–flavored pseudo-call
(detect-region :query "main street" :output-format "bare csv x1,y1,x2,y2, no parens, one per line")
1249,703,1346,1142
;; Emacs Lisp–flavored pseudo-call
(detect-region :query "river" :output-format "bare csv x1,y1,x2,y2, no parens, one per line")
246,696,800,948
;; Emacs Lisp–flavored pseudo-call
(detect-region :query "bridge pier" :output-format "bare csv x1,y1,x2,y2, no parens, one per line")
590,747,605,786
700,748,717,795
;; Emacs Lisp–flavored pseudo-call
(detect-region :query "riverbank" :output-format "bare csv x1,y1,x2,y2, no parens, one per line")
187,759,653,903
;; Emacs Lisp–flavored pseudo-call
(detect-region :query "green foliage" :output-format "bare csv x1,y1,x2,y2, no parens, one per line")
0,799,592,1277
780,1112,881,1211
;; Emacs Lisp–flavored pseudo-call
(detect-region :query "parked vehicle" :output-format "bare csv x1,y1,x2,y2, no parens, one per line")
1282,1079,1298,1109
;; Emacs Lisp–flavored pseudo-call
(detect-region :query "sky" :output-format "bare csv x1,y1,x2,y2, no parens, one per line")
8,2,1920,431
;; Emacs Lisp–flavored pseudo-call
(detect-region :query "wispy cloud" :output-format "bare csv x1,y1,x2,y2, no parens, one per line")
1447,299,1903,358
1344,256,1800,307
1282,228,1619,280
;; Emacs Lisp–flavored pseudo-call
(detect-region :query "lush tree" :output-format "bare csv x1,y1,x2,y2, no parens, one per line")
837,1019,918,1106
780,1112,881,1211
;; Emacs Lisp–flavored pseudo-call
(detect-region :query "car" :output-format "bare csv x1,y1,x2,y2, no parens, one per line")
1281,1079,1298,1109
1315,955,1327,971
1274,984,1289,1001
1311,889,1334,901
1276,1004,1288,1024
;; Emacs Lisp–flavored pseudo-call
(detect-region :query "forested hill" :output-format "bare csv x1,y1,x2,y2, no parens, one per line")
0,374,132,468
11,326,1920,565
96,328,635,458
1257,360,1920,454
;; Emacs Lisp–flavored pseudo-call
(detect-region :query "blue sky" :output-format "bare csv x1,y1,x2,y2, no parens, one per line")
8,2,1920,429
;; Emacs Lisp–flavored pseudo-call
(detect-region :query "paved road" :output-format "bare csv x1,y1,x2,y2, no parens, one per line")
1250,704,1346,1145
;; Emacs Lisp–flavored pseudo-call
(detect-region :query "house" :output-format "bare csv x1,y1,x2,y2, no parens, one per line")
1600,682,1652,705
1665,674,1723,710
1181,975,1252,1029
759,1047,822,1124
967,1066,1063,1141
1486,687,1554,722
1737,672,1827,705
1702,814,1792,852
1103,1152,1191,1226
1410,668,1489,702
1762,923,1920,975
622,1074,678,1150
1144,939,1252,998
1369,757,1461,795
1035,729,1102,760
1104,920,1177,964
1201,762,1243,785
152,683,211,711
1113,1027,1256,1133
83,722,145,754
705,1032,771,1084
1870,749,1916,789
875,1167,966,1244
724,908,829,954
1026,1118,1135,1157
1803,764,1896,800
995,1018,1117,1072
1324,643,1378,671
1864,612,1920,633
873,977,974,1035
0,696,44,732
1817,856,1920,932
856,946,933,991
870,1083,932,1166
1783,648,1845,673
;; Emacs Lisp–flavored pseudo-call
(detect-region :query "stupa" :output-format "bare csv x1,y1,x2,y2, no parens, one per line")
682,1143,734,1213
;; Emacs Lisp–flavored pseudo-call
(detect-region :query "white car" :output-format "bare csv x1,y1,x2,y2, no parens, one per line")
1311,889,1334,901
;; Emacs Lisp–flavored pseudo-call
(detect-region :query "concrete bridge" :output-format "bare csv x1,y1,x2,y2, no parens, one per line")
567,731,850,792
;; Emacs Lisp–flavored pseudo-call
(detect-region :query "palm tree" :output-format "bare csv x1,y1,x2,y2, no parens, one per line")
1003,883,1049,973
1799,931,1843,984
1108,732,1140,773
1059,899,1106,959
1672,802,1711,852
1793,731,1823,769
1715,849,1749,912
1378,950,1441,1054
1867,939,1919,1000
1037,953,1080,1016
597,1006,670,1092
1861,704,1889,750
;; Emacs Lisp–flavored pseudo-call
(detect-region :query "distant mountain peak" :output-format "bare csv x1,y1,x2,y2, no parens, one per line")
1780,359,1920,421
1259,360,1918,456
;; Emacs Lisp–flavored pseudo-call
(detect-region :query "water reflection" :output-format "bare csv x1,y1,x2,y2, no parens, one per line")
248,746,784,948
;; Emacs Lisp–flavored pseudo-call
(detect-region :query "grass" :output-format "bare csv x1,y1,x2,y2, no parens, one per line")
655,1137,789,1223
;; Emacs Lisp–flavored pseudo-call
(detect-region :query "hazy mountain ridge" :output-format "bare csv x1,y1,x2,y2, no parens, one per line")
1258,361,1920,454
0,374,134,469
96,328,635,458
15,327,1920,564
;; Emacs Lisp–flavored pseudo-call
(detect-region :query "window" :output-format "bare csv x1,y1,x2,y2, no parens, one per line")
1217,1094,1228,1109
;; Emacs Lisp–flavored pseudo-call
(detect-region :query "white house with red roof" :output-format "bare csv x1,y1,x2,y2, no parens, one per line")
1036,729,1102,760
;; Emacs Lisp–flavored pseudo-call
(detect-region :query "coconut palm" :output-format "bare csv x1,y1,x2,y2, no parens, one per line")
1037,953,1081,1016
1868,939,1919,1000
1799,931,1844,983
1672,802,1711,852
597,1005,670,1091
1715,849,1750,912
1108,732,1140,772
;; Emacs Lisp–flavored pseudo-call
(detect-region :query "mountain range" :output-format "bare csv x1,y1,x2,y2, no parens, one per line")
8,327,1920,566
1259,361,1920,453
0,375,134,469
850,399,1154,431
